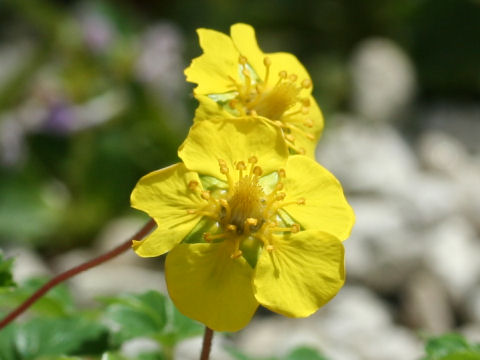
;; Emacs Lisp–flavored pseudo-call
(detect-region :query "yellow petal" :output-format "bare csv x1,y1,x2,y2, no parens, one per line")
131,163,204,257
185,28,240,95
193,94,235,122
254,230,345,317
165,241,259,332
288,97,324,158
282,155,355,241
230,23,265,80
268,52,312,91
178,119,288,179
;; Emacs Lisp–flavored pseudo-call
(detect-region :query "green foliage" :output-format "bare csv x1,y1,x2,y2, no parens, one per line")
422,333,480,360
0,252,16,288
100,290,203,348
227,345,328,360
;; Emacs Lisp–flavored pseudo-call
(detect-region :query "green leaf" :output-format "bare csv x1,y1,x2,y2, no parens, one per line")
101,290,202,348
423,333,480,360
0,252,16,288
0,316,18,360
102,291,168,345
15,316,108,359
284,346,328,360
0,277,75,317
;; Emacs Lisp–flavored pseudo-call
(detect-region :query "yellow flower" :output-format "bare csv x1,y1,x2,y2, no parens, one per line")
185,23,324,158
131,120,354,332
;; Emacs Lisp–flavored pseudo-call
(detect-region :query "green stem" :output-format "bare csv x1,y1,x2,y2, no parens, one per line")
0,219,156,331
200,326,214,360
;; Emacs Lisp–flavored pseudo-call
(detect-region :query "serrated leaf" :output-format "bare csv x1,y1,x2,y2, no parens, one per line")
15,316,108,359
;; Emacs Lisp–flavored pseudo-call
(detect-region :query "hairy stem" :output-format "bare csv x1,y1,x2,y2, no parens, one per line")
200,326,214,360
0,219,156,331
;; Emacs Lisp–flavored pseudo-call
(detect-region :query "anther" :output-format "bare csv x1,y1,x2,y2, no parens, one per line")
220,165,229,175
298,147,306,155
301,79,312,88
278,169,286,178
263,57,271,67
248,156,258,164
236,161,246,171
291,224,300,233
187,209,197,214
297,197,306,205
306,133,315,141
253,166,263,177
201,191,210,200
301,106,310,115
275,182,284,191
228,99,238,109
239,55,248,65
231,249,243,259
203,233,212,242
273,120,283,127
279,71,287,79
246,217,258,226
289,74,298,82
303,119,314,128
301,98,311,107
188,180,199,191
285,133,296,142
250,109,258,116
226,224,237,232
266,244,275,252
275,192,286,201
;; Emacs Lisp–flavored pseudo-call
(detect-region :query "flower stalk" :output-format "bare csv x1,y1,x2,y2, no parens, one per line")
200,326,214,360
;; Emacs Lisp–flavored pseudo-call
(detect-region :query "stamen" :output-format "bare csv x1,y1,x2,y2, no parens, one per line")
188,180,199,191
201,191,210,200
203,232,226,242
263,57,271,85
301,79,312,88
253,165,263,177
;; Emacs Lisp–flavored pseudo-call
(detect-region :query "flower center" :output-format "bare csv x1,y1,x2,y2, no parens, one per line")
186,157,306,260
225,56,315,154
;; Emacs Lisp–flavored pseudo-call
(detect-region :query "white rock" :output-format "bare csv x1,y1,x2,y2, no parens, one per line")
345,197,424,291
350,38,416,123
5,247,51,282
316,119,419,196
423,217,480,301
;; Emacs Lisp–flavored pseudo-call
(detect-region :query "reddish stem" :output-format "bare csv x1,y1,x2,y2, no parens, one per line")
0,219,156,331
199,327,214,360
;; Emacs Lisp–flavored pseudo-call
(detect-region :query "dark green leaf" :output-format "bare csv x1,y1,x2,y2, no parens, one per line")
0,252,16,288
423,333,480,360
15,316,108,359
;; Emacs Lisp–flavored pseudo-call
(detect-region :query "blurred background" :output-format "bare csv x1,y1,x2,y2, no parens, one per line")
1,0,479,359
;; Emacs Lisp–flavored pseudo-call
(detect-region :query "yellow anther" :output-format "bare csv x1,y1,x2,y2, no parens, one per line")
289,74,298,82
236,161,246,171
301,79,312,88
253,166,263,177
297,197,306,205
285,133,296,142
239,55,248,65
242,69,250,78
273,120,283,127
231,249,243,259
220,199,228,207
303,118,314,128
275,182,284,191
228,99,238,109
301,98,311,107
187,209,197,214
248,156,258,164
298,147,306,155
226,224,237,232
275,192,286,201
291,224,300,233
188,180,199,190
266,244,275,252
301,106,310,115
279,71,287,79
263,57,272,67
246,217,258,226
249,109,258,116
306,133,315,141
201,191,210,200
203,232,212,242
218,159,227,167
278,169,286,178
220,166,229,174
